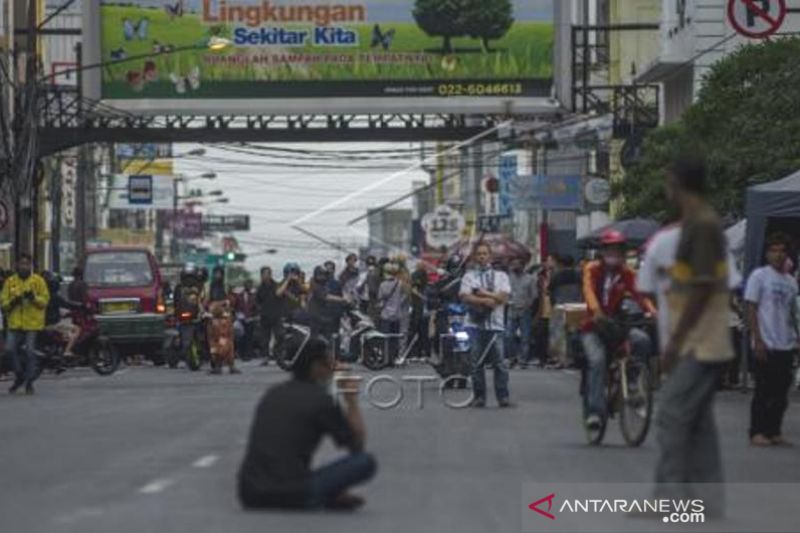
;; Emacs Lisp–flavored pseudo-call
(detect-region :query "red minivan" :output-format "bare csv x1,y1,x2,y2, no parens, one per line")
83,247,167,360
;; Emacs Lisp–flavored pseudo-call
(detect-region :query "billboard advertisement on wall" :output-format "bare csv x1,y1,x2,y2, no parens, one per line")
93,0,554,111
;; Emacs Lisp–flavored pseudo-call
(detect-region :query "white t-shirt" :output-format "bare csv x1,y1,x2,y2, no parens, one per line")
744,266,799,351
459,267,511,332
637,226,742,351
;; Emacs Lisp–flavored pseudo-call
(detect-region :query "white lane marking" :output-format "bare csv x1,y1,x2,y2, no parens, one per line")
192,454,219,469
139,478,175,494
55,507,105,524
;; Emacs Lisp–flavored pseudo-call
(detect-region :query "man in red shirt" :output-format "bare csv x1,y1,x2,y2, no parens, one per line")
581,230,655,430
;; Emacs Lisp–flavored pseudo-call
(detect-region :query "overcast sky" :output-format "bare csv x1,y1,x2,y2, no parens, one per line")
175,142,428,273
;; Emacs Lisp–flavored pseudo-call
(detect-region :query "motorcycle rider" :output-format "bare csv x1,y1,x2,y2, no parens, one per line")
207,266,239,374
174,264,205,360
43,272,84,359
580,230,655,430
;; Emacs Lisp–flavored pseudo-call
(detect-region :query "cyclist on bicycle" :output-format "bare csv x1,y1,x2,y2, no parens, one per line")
581,230,655,431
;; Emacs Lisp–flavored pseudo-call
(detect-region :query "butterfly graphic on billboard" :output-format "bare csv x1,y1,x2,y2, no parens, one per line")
170,66,201,94
123,17,149,41
164,1,184,20
370,24,396,50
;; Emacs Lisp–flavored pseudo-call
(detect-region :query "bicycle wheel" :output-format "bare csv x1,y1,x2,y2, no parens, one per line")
620,359,654,447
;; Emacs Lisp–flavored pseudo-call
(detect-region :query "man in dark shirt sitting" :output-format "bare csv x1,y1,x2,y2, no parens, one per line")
237,337,377,511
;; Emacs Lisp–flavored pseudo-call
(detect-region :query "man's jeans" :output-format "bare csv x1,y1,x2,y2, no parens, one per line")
581,327,651,417
655,356,725,515
6,330,38,384
468,328,510,402
505,311,532,364
307,452,378,508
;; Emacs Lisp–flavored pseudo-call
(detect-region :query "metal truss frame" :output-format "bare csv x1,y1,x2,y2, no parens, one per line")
37,87,504,157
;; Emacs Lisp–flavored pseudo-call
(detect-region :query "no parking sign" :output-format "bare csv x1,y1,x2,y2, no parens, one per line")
728,0,787,39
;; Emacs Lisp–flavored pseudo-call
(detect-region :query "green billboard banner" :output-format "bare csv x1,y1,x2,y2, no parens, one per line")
100,0,553,99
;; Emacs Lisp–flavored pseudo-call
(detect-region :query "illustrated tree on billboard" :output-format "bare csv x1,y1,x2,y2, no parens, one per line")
413,0,514,54
464,0,514,52
413,0,467,54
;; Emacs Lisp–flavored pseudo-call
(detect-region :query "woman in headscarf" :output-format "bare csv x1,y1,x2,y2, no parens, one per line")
206,266,239,375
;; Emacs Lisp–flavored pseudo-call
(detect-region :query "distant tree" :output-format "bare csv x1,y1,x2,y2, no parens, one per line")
463,0,514,52
413,0,467,54
616,37,800,219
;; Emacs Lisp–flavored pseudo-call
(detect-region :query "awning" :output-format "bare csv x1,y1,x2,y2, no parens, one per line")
635,56,687,84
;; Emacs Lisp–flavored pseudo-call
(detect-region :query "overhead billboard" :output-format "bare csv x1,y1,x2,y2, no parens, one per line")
89,0,555,114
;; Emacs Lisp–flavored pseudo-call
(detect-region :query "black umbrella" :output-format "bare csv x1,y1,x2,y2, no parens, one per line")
578,218,661,249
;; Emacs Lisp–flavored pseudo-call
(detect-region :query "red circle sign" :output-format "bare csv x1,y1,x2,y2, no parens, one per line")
728,0,787,39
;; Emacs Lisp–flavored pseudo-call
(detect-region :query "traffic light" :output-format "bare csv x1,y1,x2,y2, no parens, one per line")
224,252,247,263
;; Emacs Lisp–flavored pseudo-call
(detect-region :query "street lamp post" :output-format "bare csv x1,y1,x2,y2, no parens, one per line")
10,31,231,266
170,172,218,261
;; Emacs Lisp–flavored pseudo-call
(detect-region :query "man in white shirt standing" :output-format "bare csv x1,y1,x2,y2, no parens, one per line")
460,242,512,408
744,232,799,447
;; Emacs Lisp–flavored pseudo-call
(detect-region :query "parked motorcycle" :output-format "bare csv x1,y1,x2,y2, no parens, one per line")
273,314,313,371
339,306,391,371
234,313,260,361
431,303,471,389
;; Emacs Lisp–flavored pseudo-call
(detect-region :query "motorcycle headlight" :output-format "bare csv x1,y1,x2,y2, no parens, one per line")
455,331,470,342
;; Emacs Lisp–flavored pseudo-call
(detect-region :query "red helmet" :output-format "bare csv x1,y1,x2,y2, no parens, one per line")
599,229,627,247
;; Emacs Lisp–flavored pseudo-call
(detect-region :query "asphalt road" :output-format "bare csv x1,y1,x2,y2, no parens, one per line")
1,362,799,533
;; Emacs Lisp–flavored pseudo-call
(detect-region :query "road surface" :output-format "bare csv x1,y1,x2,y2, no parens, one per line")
1,362,798,533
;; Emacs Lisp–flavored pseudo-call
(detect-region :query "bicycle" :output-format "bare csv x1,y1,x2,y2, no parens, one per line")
579,311,655,447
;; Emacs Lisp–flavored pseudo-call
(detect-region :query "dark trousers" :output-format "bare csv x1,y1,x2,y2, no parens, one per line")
408,310,430,358
260,317,280,358
750,350,796,438
468,328,510,402
307,452,378,508
533,318,549,366
379,319,401,362
240,453,377,510
6,330,38,385
655,357,725,514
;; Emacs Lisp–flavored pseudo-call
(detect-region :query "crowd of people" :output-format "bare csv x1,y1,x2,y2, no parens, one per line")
0,155,798,514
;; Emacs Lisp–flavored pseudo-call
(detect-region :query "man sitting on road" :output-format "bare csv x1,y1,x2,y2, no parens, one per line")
238,337,377,511
580,230,655,431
